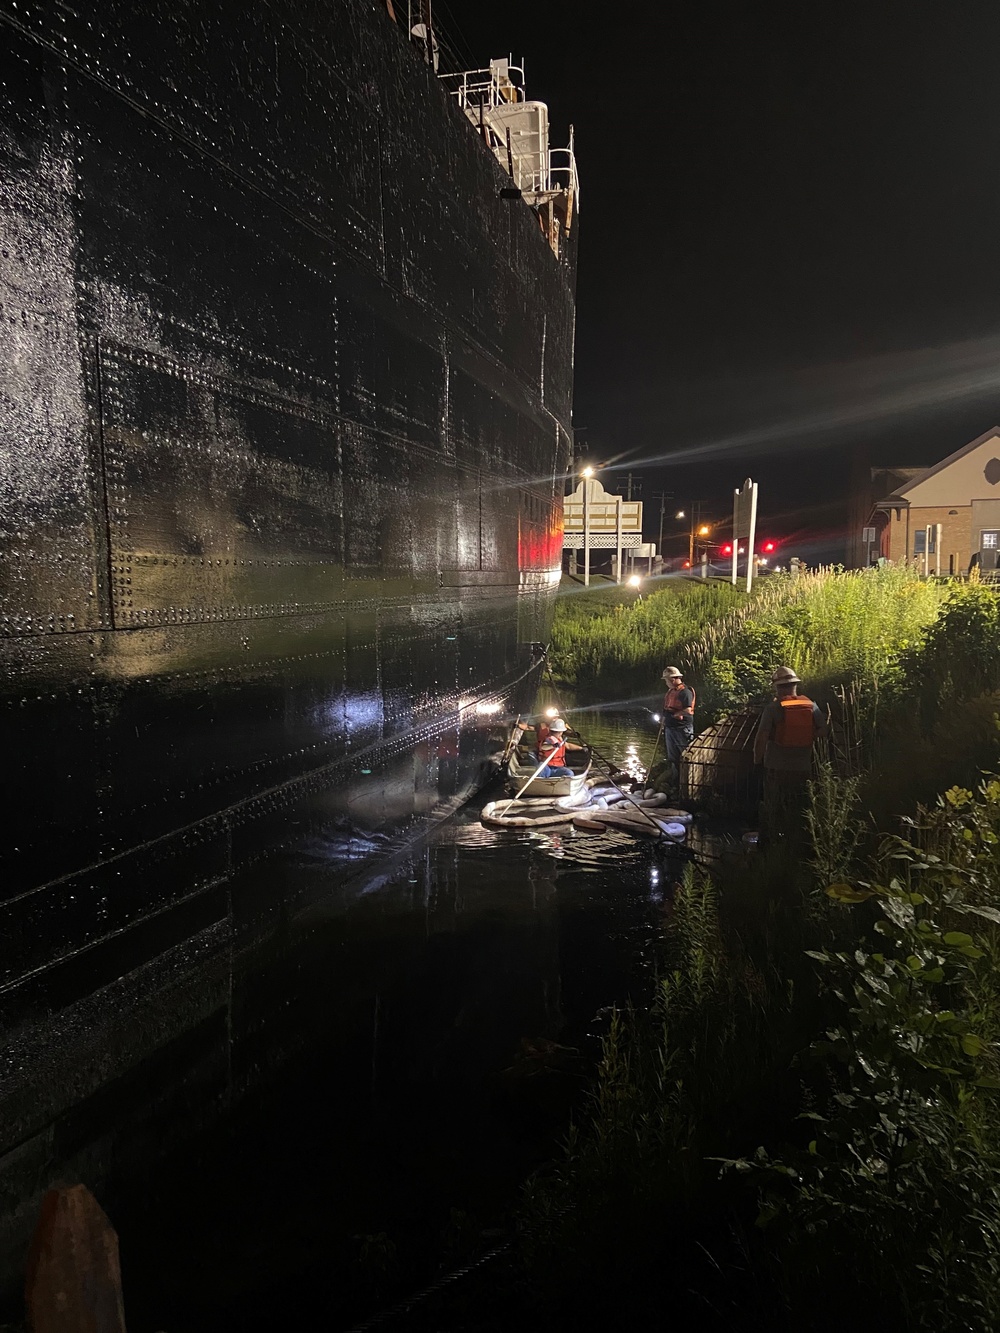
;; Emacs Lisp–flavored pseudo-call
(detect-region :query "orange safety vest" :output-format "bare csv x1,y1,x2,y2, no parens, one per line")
540,735,567,766
664,685,696,718
774,695,816,747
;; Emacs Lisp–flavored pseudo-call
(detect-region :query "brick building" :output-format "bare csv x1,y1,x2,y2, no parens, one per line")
869,426,1000,574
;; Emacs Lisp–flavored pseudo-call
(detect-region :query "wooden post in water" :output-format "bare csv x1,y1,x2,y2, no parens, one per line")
25,1185,127,1333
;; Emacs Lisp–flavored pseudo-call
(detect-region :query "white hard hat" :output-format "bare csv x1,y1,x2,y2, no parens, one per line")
548,717,568,732
771,665,801,684
662,666,682,678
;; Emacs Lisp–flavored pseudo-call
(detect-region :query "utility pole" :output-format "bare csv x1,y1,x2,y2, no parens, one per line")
652,490,673,563
676,499,710,568
688,501,702,568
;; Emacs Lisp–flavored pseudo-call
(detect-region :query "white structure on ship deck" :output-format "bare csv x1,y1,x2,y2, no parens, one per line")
440,58,578,257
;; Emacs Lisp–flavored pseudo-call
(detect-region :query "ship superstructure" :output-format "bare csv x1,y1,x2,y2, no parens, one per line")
441,58,578,258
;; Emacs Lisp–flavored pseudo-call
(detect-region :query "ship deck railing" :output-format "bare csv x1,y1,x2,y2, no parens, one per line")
439,63,526,110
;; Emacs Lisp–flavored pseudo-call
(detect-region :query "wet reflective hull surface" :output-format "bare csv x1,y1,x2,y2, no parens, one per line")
0,0,573,1287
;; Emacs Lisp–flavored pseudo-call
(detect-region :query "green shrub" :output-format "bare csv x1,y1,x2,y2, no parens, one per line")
894,583,1000,720
727,778,1000,1330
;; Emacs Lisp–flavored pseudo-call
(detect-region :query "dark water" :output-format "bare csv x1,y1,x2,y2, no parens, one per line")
100,708,696,1331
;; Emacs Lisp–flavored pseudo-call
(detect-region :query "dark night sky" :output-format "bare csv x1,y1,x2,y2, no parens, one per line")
443,0,1000,557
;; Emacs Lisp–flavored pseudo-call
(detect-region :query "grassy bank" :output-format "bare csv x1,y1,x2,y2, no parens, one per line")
550,575,746,700
518,768,1000,1331
551,566,948,724
515,572,1000,1330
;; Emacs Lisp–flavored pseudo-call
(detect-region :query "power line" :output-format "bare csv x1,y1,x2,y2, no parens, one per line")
431,0,478,71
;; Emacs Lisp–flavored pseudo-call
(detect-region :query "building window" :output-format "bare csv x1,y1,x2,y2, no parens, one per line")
913,529,937,556
983,531,999,550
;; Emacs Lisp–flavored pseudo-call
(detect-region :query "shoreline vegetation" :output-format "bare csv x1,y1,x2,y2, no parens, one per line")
517,567,1000,1330
552,566,946,723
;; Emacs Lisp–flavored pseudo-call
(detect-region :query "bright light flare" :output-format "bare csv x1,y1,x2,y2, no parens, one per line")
476,701,502,715
628,574,642,587
698,525,710,535
675,510,685,519
544,707,559,718
582,465,594,478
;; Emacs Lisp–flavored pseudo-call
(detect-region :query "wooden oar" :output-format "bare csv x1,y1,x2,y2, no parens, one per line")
648,715,665,771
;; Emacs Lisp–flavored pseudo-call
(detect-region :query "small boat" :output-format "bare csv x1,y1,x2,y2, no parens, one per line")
504,744,593,800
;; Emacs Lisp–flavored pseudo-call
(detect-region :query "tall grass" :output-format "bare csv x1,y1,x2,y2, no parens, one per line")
521,571,1000,1330
551,567,949,721
551,577,749,697
692,565,943,683
519,772,1000,1330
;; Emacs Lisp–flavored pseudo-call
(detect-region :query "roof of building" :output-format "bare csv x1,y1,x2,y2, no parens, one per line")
873,426,1000,508
870,466,924,503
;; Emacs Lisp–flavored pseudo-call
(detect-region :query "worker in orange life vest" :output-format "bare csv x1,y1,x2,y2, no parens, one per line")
513,715,553,757
537,717,584,777
661,666,696,769
753,666,828,839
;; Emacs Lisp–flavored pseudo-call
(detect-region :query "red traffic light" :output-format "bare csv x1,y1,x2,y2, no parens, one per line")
722,543,733,555
763,541,775,553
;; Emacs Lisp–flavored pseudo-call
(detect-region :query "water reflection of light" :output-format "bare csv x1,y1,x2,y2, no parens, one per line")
475,701,502,716
621,743,647,784
649,864,663,903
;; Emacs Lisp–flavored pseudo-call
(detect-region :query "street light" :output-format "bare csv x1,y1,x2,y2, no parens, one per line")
581,466,595,585
675,510,685,519
628,574,642,587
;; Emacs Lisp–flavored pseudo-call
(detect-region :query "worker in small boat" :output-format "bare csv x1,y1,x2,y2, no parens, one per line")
513,713,553,757
752,665,828,843
662,666,696,783
537,717,584,777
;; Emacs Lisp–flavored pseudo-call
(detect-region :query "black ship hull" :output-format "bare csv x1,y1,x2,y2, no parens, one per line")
0,0,574,1284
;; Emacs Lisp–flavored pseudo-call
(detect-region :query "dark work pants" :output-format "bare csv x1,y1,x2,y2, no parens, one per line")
760,768,810,846
664,726,693,792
